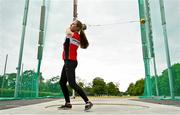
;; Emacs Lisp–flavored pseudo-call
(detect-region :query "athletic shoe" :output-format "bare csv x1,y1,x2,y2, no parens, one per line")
85,101,93,111
58,103,72,110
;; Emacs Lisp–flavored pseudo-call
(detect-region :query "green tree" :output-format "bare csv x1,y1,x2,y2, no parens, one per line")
156,63,180,96
78,81,84,88
107,82,120,96
92,77,107,96
126,83,135,96
44,76,60,93
84,82,93,96
173,63,180,96
21,70,36,89
6,73,16,89
133,79,144,96
126,79,144,96
0,75,2,87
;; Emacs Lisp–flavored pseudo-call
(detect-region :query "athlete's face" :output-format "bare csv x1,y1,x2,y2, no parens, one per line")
70,20,81,32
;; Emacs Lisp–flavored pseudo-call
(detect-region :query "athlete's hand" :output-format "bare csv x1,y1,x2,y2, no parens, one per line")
66,27,73,37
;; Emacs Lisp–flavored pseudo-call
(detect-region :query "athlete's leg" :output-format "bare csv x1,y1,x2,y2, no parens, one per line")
65,60,89,103
59,64,70,103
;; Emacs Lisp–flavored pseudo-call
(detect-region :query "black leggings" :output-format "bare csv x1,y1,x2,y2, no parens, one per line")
59,60,89,103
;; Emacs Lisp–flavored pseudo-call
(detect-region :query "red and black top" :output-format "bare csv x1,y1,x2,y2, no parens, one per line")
62,32,80,61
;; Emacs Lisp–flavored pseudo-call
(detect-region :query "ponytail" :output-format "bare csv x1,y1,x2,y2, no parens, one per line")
75,20,89,49
80,30,89,49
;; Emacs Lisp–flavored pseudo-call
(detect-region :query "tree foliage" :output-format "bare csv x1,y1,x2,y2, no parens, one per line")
126,63,180,96
92,77,107,96
152,63,180,96
106,82,120,96
126,79,144,96
1,63,179,97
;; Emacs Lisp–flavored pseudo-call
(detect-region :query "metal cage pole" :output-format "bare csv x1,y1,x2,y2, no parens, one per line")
159,0,174,99
71,0,78,99
14,0,30,98
73,0,78,21
36,0,46,98
138,0,152,97
1,54,8,96
144,0,159,96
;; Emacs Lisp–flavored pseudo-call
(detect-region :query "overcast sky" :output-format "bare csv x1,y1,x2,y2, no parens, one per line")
0,0,180,91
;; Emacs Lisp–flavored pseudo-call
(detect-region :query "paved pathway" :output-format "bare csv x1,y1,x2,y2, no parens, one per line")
0,98,180,115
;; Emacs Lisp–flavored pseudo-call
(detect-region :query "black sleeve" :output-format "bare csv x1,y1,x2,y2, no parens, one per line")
64,38,70,60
